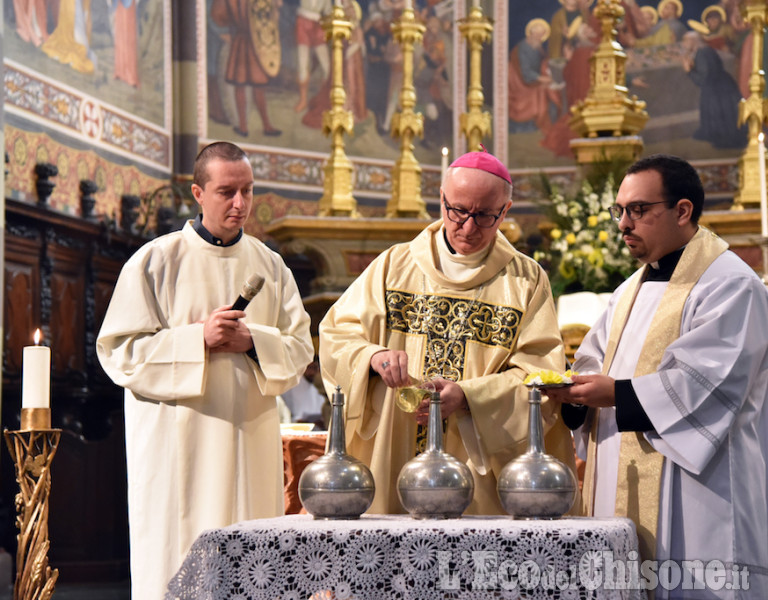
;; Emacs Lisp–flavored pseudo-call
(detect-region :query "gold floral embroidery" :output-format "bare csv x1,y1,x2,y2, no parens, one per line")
386,290,523,381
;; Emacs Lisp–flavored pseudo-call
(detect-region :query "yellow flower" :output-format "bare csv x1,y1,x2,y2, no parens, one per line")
598,230,609,242
587,215,598,227
588,249,604,267
559,261,576,279
565,233,577,245
550,228,562,240
524,370,564,384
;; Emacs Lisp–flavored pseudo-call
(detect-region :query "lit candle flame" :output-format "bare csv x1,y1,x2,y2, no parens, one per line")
33,329,42,345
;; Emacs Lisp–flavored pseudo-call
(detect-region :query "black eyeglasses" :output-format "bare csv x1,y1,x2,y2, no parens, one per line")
608,201,669,222
442,196,505,228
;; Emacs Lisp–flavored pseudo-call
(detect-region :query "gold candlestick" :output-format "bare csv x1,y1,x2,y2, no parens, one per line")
734,0,768,211
458,2,493,152
4,408,60,600
387,7,428,219
317,3,360,218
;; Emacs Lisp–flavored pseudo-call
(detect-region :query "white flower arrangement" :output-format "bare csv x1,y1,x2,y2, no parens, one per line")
533,176,638,296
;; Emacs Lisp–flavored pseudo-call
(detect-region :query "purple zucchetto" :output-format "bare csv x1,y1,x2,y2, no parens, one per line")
448,149,512,185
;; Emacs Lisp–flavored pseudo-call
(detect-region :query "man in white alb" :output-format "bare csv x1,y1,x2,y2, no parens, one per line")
547,154,768,599
97,141,314,599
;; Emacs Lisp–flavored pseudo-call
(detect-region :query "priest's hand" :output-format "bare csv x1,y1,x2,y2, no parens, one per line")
413,378,469,425
204,305,253,354
371,350,411,388
543,374,615,408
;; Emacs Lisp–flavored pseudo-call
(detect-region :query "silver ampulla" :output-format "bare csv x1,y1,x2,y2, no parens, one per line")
298,385,375,519
397,391,474,519
497,387,577,519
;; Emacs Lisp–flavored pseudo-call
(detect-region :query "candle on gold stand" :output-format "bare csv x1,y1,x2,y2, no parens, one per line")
458,0,493,152
5,410,60,600
386,4,429,219
6,332,60,600
317,2,360,218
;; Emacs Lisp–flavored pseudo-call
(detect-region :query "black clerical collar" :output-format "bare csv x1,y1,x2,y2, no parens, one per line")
443,227,457,254
192,214,242,247
646,247,685,282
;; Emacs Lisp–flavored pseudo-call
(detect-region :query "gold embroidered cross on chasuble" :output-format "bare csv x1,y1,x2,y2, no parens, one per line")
385,289,524,452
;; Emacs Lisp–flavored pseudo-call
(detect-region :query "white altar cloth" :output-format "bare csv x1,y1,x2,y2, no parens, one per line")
166,514,643,600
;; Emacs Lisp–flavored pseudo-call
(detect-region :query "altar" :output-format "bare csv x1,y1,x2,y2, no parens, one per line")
165,514,644,600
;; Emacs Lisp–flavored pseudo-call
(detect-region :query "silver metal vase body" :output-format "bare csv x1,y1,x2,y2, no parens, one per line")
298,386,375,519
497,387,577,519
397,391,475,519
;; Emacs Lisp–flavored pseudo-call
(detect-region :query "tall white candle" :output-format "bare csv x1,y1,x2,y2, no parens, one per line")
472,0,480,8
404,0,413,10
441,146,449,182
22,329,51,409
760,132,768,239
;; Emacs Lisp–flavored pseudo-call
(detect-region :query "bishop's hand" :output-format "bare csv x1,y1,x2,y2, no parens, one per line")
412,378,469,425
371,350,410,388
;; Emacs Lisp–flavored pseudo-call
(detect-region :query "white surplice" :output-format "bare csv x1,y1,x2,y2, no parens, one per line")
96,222,313,600
574,251,768,599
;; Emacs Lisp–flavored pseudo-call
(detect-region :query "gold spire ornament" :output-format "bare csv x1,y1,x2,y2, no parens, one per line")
386,5,429,219
5,409,61,600
568,0,648,163
317,2,360,218
458,1,493,152
733,0,768,211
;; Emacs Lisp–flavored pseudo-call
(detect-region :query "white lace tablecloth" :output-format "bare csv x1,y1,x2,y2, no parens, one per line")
166,514,644,600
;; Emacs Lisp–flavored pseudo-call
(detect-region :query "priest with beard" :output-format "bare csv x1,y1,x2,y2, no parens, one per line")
547,154,768,598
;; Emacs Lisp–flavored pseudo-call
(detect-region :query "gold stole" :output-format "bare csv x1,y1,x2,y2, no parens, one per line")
582,228,728,561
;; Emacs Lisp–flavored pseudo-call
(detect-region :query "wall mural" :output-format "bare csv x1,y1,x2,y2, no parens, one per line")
204,0,454,160
507,0,752,169
4,0,749,219
4,0,172,216
200,0,754,196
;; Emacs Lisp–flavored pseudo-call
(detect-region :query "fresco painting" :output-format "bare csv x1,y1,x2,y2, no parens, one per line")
5,0,754,176
201,0,754,172
204,0,455,165
506,0,753,168
5,0,167,127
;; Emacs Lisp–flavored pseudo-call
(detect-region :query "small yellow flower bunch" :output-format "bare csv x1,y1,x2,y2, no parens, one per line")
524,369,579,385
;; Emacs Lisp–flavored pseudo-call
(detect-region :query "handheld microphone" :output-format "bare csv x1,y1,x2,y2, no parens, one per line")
232,274,265,311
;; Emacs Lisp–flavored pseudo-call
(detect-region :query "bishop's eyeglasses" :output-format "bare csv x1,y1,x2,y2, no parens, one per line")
442,196,505,228
608,201,668,222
